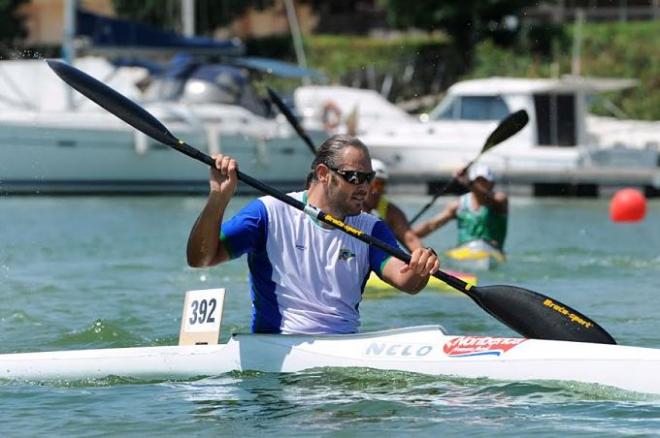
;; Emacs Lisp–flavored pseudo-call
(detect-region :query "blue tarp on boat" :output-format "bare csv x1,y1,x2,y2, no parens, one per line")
76,10,322,80
75,9,244,55
111,53,323,81
232,57,324,79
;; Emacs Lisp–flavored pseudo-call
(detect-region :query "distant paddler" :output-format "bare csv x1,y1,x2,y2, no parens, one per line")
362,159,481,290
363,159,423,252
413,164,508,269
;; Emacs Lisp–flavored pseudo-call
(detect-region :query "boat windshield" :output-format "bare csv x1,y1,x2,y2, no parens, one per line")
429,95,510,121
143,64,271,117
144,78,185,102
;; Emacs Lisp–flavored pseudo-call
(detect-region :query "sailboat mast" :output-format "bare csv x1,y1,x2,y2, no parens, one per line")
283,0,310,85
63,0,77,109
571,8,584,76
181,0,195,37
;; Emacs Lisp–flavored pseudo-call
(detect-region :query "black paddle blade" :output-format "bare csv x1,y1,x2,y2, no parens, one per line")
483,109,529,150
465,285,616,344
47,60,177,147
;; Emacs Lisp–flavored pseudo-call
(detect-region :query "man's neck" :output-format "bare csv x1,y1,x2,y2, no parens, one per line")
307,184,345,223
472,190,494,206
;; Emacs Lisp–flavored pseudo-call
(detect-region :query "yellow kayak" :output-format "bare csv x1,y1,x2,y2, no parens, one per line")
366,270,477,297
445,240,506,271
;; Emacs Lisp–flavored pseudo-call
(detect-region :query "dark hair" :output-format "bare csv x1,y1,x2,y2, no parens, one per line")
309,135,369,183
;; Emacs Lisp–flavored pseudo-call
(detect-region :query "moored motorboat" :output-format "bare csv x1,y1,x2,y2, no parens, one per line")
445,240,506,271
0,56,323,194
309,77,660,188
1,325,659,395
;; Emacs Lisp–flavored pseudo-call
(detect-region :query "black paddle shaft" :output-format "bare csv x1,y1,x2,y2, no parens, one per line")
46,60,616,345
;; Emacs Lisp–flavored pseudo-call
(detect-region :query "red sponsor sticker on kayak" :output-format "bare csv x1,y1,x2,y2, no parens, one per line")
443,336,526,358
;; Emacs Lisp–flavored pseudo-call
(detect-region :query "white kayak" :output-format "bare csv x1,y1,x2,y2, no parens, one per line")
2,325,660,395
445,240,506,271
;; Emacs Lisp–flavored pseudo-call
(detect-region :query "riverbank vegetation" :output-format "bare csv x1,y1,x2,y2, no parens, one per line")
292,21,658,120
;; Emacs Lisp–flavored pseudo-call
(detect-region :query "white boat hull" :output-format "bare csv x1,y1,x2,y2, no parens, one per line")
2,325,660,395
297,79,660,187
0,115,315,193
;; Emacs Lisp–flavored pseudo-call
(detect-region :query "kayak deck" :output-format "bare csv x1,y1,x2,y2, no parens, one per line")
365,271,477,296
2,325,660,395
445,240,506,271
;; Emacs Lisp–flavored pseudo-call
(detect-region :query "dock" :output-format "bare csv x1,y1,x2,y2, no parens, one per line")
391,165,660,198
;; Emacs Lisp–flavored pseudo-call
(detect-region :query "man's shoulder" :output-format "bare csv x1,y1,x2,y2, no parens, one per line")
351,210,382,226
493,191,509,205
259,191,305,208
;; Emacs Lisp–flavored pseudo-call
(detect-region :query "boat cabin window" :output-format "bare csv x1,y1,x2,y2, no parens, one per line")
534,93,577,147
144,78,185,102
429,95,510,121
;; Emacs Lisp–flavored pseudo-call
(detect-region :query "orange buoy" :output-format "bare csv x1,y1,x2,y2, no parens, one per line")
610,188,646,222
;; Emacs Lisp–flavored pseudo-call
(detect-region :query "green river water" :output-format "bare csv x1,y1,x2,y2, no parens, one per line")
1,194,659,436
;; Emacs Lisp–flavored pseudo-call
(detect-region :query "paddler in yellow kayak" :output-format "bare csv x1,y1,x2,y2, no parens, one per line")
362,159,478,290
363,159,424,252
413,163,508,261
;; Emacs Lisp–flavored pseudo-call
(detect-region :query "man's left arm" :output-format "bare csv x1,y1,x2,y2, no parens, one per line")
369,221,439,294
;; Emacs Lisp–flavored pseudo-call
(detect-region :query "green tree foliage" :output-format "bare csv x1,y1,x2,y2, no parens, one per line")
469,21,660,120
0,0,29,48
575,21,660,120
378,0,533,57
304,33,454,99
112,0,274,35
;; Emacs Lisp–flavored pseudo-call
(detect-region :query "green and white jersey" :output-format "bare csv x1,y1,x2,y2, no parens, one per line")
456,193,507,249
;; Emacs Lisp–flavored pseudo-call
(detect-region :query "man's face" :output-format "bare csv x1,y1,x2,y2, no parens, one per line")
471,177,494,194
324,146,373,217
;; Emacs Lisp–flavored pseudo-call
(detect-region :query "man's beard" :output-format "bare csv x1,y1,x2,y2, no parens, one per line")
327,176,362,217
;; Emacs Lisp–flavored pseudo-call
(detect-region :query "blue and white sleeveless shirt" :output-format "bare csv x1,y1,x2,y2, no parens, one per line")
220,191,398,334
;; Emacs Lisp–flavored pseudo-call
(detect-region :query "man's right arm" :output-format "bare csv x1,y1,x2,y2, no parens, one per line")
187,191,232,267
187,154,238,267
413,200,458,238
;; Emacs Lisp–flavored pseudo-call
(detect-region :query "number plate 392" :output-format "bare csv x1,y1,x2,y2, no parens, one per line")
182,289,224,332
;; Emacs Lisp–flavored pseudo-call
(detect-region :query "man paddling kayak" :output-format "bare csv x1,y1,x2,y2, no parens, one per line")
413,164,508,251
363,159,424,252
187,135,439,335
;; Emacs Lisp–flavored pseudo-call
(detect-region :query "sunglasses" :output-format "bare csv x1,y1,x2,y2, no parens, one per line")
326,165,376,185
